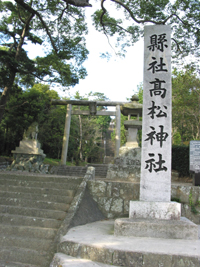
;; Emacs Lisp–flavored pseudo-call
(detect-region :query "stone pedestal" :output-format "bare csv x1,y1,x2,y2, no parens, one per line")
114,217,198,240
114,200,199,239
9,139,47,173
12,139,46,156
106,96,142,182
124,120,142,148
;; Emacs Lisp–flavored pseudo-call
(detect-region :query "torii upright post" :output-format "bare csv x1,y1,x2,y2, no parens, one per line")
115,104,121,157
61,104,72,165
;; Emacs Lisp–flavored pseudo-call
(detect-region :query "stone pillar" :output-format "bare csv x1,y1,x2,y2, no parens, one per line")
114,25,198,240
61,104,72,165
115,104,121,157
140,25,172,201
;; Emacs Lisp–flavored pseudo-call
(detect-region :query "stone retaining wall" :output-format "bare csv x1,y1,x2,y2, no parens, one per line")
87,180,200,223
87,181,139,219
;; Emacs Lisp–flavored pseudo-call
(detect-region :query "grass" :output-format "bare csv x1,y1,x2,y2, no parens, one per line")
43,158,76,166
43,157,87,167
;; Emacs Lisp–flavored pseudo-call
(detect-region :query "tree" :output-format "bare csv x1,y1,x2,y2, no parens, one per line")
0,83,57,155
172,66,200,143
0,0,89,122
1,0,200,125
71,91,111,163
92,0,200,60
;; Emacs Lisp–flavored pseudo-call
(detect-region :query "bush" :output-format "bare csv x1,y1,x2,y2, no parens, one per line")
172,145,190,177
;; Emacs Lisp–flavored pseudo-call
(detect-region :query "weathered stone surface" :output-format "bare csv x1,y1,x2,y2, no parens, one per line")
8,154,48,173
80,245,113,265
87,181,107,197
172,255,200,267
106,148,141,182
84,166,95,180
141,25,172,202
87,181,138,218
12,139,45,156
129,201,181,220
143,253,172,267
171,184,200,203
181,204,200,224
114,217,198,239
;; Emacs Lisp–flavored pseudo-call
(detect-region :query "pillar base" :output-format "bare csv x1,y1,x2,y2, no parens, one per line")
129,201,181,220
114,217,198,240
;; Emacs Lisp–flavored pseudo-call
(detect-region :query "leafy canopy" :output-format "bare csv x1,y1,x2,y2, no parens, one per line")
92,0,200,60
0,0,89,91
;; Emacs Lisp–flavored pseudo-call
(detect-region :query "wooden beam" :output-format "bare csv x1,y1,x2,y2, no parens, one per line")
72,110,116,116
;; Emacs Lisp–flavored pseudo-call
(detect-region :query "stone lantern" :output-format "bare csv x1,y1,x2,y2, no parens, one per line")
120,95,142,149
106,95,143,182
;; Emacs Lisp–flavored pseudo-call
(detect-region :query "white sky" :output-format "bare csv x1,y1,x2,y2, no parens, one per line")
70,5,144,102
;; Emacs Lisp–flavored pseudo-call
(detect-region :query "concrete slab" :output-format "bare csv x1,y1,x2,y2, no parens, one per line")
58,219,200,267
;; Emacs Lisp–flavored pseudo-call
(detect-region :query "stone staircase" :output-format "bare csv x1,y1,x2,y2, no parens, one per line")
87,164,109,178
0,172,82,267
51,164,109,179
51,166,87,177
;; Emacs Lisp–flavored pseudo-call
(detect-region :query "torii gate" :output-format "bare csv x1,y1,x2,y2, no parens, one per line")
51,99,128,165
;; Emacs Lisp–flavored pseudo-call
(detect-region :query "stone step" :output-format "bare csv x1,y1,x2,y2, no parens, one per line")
58,220,200,267
87,164,108,178
51,253,119,267
0,235,53,251
0,178,81,190
0,205,66,220
0,260,39,267
0,184,76,196
0,246,52,266
0,224,57,239
0,213,62,228
52,166,87,176
0,173,82,184
0,190,74,203
0,172,81,266
0,197,70,211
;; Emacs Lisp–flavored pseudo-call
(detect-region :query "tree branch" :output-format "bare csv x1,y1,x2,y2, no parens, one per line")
15,0,58,53
63,0,92,7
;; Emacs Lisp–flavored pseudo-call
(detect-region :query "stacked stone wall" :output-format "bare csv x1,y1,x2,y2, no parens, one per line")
87,181,139,219
87,180,200,223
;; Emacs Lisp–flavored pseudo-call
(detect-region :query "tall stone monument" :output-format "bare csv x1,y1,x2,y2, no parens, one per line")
114,25,198,239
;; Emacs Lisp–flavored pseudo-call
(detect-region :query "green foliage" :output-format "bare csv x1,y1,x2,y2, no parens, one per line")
172,66,200,143
189,189,199,215
70,91,111,163
172,145,190,177
0,84,59,155
0,0,89,121
91,0,200,60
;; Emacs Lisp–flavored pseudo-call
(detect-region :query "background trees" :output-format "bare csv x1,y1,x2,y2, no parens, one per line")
1,0,200,125
172,65,200,144
0,85,111,164
0,0,89,121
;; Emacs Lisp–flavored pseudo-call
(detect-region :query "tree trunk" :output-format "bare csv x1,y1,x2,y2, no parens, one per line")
0,71,16,122
0,13,34,123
